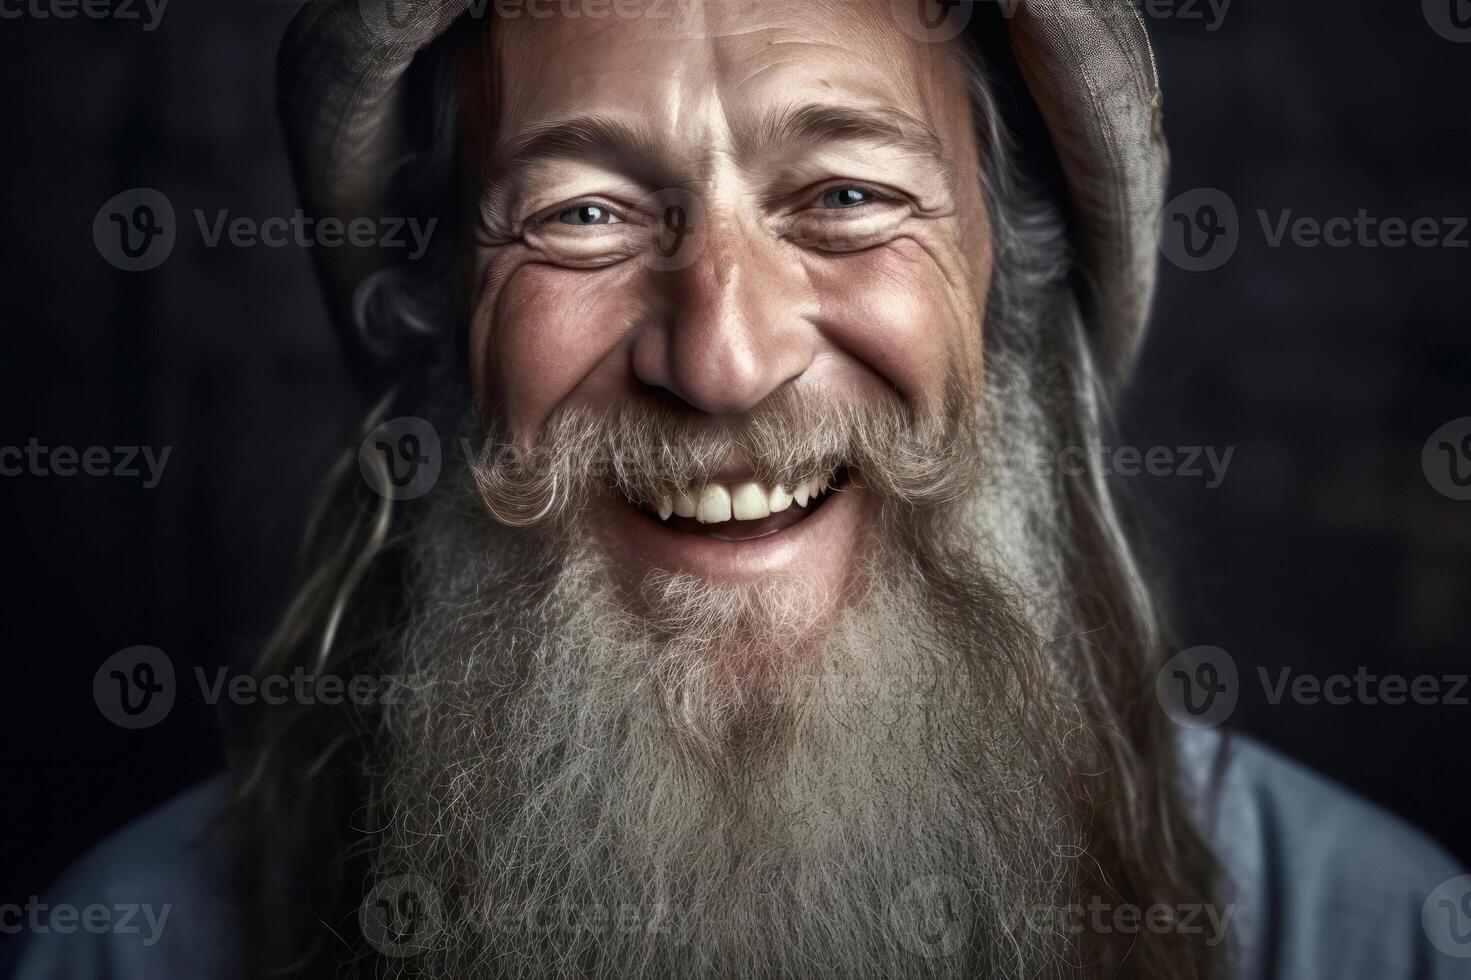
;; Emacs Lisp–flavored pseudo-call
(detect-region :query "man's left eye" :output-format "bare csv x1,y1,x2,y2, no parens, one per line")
557,204,621,226
820,187,874,209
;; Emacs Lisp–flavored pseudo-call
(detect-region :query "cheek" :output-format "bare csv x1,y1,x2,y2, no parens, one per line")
474,259,646,439
805,238,982,411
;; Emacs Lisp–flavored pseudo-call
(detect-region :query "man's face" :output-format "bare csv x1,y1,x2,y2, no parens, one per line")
369,11,1110,974
463,0,992,625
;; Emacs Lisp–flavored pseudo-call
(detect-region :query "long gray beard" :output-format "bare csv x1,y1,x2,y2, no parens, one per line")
362,380,1092,978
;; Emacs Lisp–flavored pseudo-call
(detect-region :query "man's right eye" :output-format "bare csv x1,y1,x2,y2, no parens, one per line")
557,204,620,226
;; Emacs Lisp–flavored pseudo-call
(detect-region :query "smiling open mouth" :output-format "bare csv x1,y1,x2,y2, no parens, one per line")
631,468,849,542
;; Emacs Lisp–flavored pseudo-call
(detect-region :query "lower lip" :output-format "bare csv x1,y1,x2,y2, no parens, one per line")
596,479,864,582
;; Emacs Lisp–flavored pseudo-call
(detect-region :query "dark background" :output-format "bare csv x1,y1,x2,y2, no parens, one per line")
2,0,1468,915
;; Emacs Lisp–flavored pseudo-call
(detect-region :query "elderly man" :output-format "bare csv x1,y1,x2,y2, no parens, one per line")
9,1,1467,978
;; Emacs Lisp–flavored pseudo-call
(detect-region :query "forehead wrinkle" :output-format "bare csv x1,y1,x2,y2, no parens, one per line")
481,15,694,173
699,26,961,183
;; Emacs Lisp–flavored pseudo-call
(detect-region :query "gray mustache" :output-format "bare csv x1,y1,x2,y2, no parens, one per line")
469,386,981,528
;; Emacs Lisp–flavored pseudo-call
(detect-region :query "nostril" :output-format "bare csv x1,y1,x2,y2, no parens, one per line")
640,384,703,415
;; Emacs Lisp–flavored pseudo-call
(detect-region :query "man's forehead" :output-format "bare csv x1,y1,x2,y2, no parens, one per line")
470,0,974,151
484,0,925,62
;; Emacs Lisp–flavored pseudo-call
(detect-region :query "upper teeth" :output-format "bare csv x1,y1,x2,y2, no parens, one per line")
657,475,829,525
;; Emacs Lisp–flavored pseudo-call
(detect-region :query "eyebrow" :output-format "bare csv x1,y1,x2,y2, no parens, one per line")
743,102,950,170
479,102,953,222
487,115,687,187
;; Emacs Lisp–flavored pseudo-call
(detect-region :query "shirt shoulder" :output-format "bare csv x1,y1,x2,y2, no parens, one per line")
4,775,240,980
1180,728,1471,979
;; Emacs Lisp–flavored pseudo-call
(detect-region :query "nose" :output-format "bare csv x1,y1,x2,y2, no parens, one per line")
631,210,816,415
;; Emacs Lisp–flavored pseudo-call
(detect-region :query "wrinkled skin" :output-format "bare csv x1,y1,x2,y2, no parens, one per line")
461,0,992,628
